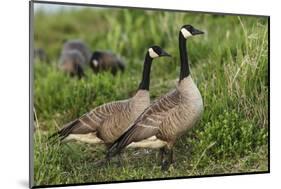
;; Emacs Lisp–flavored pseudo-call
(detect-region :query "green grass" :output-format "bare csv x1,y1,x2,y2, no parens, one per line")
33,6,268,186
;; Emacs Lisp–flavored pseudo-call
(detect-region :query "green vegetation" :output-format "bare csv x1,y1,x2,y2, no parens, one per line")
33,6,268,186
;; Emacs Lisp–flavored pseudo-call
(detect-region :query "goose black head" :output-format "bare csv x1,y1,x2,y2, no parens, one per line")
148,45,171,59
89,51,102,70
180,25,204,39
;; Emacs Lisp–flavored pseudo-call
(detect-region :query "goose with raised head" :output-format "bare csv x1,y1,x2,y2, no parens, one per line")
51,46,171,150
108,25,204,170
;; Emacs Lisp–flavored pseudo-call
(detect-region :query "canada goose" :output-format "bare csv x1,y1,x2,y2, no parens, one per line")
51,45,171,153
108,25,204,171
90,51,125,75
62,40,92,63
59,49,86,79
60,40,125,76
59,40,91,78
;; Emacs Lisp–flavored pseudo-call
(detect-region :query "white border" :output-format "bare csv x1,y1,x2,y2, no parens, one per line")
0,0,279,189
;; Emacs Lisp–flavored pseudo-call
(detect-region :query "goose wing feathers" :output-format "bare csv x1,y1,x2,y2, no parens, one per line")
90,99,130,126
54,99,130,140
108,90,180,155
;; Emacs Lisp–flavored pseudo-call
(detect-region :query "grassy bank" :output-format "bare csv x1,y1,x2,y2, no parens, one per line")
33,7,268,186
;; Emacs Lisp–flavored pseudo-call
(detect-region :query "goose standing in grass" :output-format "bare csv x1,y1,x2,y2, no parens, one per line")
90,51,125,75
59,40,91,78
59,40,125,77
51,45,171,151
59,49,86,79
108,25,204,171
62,39,92,62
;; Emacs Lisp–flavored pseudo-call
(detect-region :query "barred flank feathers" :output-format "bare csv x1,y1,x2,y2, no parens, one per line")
49,112,97,143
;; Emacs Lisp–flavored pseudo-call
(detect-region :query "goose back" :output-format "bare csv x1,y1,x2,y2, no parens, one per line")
59,49,86,78
97,90,150,143
62,40,92,62
90,51,125,75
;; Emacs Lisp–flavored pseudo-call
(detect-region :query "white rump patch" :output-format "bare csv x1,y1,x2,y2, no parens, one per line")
148,48,159,58
127,136,167,148
181,28,192,39
92,59,99,67
64,133,104,144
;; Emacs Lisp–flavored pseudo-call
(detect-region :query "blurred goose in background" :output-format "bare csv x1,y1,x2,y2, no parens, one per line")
90,51,125,75
62,39,92,62
59,40,91,79
59,39,125,78
108,25,204,171
59,49,86,79
51,45,171,157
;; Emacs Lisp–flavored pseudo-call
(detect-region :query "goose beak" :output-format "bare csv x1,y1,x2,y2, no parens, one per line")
160,50,172,57
192,28,204,35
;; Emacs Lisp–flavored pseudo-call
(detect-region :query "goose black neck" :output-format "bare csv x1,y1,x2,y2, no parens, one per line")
138,52,153,90
179,33,190,81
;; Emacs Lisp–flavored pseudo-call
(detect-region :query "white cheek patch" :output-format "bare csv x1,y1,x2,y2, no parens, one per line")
181,28,192,39
148,48,159,58
92,59,99,67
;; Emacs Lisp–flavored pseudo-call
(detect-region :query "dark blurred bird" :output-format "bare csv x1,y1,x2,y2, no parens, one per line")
59,40,125,77
89,51,125,75
59,49,86,79
59,40,91,78
62,39,92,62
